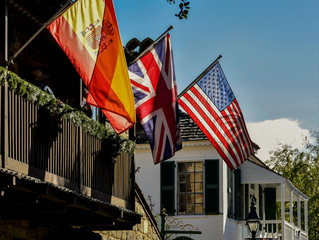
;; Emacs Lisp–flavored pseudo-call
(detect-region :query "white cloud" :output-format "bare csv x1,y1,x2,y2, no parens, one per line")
246,118,311,162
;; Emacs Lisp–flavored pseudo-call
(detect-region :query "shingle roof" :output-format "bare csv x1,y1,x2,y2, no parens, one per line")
135,110,207,144
136,110,260,153
179,111,207,141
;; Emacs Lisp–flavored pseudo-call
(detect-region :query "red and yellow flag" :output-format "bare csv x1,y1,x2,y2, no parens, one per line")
47,0,136,134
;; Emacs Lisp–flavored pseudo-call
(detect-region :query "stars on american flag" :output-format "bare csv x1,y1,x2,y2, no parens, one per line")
198,65,235,111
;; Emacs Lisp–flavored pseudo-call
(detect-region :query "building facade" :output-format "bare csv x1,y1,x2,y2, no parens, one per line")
135,112,308,240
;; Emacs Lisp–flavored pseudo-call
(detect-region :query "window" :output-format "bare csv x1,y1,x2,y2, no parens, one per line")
160,159,219,216
177,162,204,215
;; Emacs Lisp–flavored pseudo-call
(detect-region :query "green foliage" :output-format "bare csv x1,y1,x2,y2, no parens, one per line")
0,67,135,156
266,131,319,240
167,0,190,20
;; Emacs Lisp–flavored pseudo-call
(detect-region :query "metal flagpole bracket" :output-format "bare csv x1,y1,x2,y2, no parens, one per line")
6,0,77,67
130,25,174,65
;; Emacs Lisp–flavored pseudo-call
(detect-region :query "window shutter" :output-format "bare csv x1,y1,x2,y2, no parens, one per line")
234,169,243,220
264,188,276,232
264,188,276,220
205,159,219,214
160,161,175,215
259,185,264,220
227,168,233,218
245,184,249,217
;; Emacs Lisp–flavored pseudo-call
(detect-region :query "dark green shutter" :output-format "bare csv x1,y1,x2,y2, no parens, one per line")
205,159,219,214
234,169,243,220
259,185,264,220
264,188,276,220
245,184,249,217
264,188,276,232
160,161,175,215
227,168,233,218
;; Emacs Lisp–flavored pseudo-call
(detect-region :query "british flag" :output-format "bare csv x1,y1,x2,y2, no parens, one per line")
129,34,182,164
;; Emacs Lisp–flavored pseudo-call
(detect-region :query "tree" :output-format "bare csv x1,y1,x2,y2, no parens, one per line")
266,131,319,240
167,0,190,19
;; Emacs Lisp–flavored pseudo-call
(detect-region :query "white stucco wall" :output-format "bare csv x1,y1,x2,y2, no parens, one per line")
135,141,239,240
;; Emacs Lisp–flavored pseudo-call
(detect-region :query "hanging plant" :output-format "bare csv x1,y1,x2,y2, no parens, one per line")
0,67,135,156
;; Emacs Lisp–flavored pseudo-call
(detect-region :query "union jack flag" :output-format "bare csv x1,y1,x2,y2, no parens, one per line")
129,34,182,164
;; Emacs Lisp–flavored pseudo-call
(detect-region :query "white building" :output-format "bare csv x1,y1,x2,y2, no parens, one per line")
135,112,308,240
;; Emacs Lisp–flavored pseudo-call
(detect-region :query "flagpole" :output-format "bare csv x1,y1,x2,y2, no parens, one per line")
130,25,174,65
178,54,222,98
5,1,8,64
6,0,77,67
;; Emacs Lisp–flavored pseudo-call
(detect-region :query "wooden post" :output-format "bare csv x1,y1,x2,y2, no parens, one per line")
290,191,293,224
297,196,301,229
1,78,8,168
304,200,308,233
129,126,135,211
78,126,83,193
281,183,285,239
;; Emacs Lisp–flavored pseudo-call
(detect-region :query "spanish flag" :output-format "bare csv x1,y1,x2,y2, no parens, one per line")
47,0,136,134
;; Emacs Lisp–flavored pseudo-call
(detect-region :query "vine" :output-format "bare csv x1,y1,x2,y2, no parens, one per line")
0,67,135,156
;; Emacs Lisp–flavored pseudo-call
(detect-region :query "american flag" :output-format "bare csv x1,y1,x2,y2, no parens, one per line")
178,61,253,170
129,34,182,164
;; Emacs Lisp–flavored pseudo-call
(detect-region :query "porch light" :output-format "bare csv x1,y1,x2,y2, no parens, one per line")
245,194,260,240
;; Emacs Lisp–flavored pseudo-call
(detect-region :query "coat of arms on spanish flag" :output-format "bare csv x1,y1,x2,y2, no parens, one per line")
47,0,136,134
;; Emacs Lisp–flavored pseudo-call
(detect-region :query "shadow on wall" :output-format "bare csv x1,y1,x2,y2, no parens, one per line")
224,217,244,240
43,227,101,240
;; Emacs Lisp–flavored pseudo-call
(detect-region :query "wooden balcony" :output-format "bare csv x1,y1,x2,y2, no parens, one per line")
0,71,140,229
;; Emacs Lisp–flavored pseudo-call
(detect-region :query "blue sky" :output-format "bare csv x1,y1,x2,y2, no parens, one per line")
114,0,319,135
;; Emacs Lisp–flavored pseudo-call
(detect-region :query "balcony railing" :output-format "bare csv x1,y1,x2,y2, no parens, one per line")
284,221,307,240
0,77,134,210
241,220,308,240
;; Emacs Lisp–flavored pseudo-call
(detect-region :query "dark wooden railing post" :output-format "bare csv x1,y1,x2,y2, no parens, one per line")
1,79,8,168
129,126,136,211
78,126,83,193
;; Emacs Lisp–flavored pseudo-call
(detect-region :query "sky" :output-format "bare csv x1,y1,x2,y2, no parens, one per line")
114,0,319,160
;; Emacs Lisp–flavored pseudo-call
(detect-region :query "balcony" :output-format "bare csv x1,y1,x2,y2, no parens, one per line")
0,68,140,229
241,220,308,240
239,160,308,240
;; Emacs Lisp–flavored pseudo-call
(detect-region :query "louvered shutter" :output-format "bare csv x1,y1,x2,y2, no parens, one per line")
205,159,219,214
160,161,175,215
234,169,243,220
265,188,276,232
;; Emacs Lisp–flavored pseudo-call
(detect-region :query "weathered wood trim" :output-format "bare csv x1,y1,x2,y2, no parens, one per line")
81,185,129,209
5,158,130,208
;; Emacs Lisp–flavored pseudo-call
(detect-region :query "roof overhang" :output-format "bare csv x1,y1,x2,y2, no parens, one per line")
239,160,308,201
0,167,141,230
